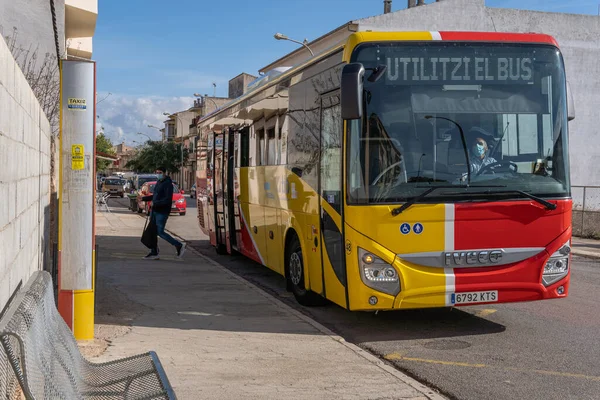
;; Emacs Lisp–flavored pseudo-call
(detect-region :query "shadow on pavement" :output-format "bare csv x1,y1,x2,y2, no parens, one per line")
187,238,507,344
95,233,321,336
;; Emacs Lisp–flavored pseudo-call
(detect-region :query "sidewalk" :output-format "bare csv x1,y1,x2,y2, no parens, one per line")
571,237,600,260
93,209,445,400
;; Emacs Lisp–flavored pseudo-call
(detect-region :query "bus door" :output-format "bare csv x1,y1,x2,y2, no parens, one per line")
230,130,242,251
213,132,227,253
206,134,216,246
223,128,238,253
318,92,347,308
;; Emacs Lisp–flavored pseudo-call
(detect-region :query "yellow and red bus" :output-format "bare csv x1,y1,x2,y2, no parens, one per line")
195,31,574,311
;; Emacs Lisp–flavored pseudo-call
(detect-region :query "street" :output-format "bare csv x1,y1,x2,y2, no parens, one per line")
111,196,600,400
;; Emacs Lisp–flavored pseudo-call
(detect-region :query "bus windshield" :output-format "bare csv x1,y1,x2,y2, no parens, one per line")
347,42,570,204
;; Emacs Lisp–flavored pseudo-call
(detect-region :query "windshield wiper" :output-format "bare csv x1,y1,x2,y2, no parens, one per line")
391,185,506,216
443,189,557,210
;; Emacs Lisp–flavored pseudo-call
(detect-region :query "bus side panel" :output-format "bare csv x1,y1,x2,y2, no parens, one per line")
285,171,322,295
264,204,283,274
264,166,287,275
248,203,268,267
238,201,263,265
250,166,270,268
320,200,347,308
237,167,267,265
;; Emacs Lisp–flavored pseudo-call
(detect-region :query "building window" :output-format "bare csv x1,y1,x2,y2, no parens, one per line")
257,128,265,166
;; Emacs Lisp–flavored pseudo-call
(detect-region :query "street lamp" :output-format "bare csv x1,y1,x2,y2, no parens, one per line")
163,112,185,189
274,32,314,56
137,132,152,142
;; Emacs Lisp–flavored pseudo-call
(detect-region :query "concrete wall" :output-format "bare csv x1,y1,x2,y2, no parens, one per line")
229,73,258,99
0,0,65,59
0,35,51,308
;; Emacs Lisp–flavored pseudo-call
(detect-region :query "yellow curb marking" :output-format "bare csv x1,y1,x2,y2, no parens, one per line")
384,353,600,382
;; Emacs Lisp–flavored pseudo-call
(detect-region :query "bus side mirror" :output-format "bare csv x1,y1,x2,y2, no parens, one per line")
341,63,365,120
567,81,575,121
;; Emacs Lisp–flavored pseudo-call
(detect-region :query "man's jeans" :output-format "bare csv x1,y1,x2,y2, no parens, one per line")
151,211,181,253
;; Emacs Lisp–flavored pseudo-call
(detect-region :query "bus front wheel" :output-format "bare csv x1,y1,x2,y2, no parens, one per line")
286,236,326,307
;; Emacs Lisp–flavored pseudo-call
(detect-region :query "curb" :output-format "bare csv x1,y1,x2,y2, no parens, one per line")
571,248,600,260
163,227,447,400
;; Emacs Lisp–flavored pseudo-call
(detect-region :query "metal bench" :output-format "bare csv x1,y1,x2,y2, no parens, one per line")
0,271,176,399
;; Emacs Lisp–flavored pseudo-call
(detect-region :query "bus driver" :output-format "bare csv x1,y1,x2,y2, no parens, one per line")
469,128,497,174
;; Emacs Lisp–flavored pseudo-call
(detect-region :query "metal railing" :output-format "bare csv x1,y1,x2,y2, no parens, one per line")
571,185,600,237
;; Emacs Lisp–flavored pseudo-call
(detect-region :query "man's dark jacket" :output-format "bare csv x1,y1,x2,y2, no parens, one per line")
142,176,173,214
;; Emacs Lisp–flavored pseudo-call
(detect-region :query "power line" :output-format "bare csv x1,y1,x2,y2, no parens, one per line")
49,0,61,64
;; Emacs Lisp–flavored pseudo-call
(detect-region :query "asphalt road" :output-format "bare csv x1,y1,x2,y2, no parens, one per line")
111,196,600,400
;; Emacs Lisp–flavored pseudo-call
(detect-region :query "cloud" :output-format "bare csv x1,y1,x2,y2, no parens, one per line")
96,93,194,146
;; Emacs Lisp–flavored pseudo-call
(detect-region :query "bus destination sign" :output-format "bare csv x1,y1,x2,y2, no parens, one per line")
385,56,533,84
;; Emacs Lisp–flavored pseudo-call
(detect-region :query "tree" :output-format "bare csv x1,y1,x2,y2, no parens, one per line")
96,132,116,171
126,141,189,174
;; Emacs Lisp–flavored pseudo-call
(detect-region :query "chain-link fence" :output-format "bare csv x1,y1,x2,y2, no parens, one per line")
572,186,600,238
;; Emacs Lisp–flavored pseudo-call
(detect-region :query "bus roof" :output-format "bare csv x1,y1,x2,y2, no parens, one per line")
349,31,558,46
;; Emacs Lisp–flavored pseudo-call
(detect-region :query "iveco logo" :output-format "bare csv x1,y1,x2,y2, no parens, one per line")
444,250,503,266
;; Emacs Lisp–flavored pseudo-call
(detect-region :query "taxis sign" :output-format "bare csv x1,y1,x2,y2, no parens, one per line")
68,98,87,111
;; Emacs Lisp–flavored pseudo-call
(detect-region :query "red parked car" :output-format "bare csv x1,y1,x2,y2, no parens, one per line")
136,181,187,216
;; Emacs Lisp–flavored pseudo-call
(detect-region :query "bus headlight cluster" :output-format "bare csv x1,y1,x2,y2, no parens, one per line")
358,248,400,296
542,241,570,287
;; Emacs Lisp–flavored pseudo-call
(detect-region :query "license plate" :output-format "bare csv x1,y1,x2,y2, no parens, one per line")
451,290,498,305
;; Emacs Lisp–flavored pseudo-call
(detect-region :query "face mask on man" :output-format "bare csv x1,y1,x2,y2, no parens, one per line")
157,173,164,180
473,143,485,157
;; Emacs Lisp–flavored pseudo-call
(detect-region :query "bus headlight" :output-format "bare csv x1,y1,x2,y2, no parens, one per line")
358,248,400,296
542,241,570,287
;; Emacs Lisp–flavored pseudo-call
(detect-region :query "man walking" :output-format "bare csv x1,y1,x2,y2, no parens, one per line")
142,167,186,260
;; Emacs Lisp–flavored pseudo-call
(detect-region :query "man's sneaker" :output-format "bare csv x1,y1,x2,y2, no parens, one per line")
176,242,186,259
143,252,160,260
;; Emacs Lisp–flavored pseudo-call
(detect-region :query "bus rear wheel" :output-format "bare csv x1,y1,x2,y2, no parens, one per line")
286,236,326,307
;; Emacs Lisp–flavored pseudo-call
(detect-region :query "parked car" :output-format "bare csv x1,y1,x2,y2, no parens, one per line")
190,183,196,199
102,176,125,197
133,174,159,191
136,181,187,216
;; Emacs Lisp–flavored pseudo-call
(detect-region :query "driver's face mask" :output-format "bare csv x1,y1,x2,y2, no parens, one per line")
473,143,485,157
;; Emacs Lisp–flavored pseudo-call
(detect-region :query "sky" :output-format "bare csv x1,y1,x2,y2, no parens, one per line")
94,0,599,146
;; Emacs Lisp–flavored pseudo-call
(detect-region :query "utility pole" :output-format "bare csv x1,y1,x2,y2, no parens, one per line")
58,60,97,340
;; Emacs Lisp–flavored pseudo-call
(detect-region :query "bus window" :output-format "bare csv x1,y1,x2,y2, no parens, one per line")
240,128,250,167
257,128,265,166
267,127,277,165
